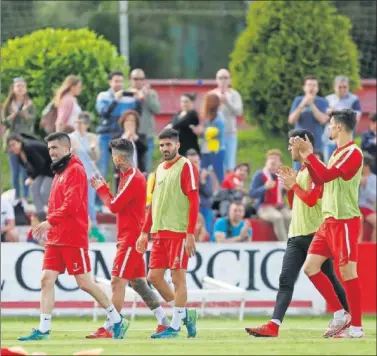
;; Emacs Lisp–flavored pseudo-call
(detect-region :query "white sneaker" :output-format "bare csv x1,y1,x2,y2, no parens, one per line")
323,312,351,338
333,327,364,339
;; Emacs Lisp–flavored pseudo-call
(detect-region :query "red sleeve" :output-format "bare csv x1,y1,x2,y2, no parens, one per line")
287,190,294,209
187,190,199,234
180,162,199,195
47,168,86,226
96,168,137,214
306,149,362,183
142,204,153,233
292,180,323,207
221,174,238,189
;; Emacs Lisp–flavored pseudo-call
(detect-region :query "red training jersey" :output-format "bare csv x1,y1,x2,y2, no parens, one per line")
221,172,243,190
97,168,146,245
47,155,89,248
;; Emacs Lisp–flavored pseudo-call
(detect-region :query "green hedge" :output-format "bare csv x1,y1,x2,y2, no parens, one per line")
230,1,360,134
1,28,128,129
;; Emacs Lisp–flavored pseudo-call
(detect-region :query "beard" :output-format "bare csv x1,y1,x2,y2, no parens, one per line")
163,149,178,161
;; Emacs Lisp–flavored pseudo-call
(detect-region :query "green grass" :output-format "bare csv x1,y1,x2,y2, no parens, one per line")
2,316,376,355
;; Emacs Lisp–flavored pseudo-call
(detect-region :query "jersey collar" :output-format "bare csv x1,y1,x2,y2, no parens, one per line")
333,141,354,156
163,155,182,169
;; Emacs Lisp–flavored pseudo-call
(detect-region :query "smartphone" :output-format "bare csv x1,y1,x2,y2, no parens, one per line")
123,91,135,97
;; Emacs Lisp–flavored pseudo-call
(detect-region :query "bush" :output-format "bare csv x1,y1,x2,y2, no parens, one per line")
230,1,360,134
1,28,128,129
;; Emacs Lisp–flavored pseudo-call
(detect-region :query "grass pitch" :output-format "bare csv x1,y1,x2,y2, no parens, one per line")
1,315,376,355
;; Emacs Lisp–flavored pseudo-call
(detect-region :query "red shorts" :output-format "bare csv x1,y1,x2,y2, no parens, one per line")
43,245,91,275
150,238,188,270
360,206,375,218
308,217,361,266
112,244,146,280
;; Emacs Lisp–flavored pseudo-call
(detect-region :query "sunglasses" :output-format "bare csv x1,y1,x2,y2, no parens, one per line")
132,77,145,81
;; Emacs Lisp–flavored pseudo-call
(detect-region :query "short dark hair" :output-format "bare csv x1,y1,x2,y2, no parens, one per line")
108,71,124,80
158,128,179,141
370,113,376,122
186,148,199,157
331,109,357,132
45,132,71,146
6,133,24,146
302,75,318,85
313,150,324,162
288,128,316,146
110,138,134,160
235,163,250,174
363,152,375,169
182,92,197,102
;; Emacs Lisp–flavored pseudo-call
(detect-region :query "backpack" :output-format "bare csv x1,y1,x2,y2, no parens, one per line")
40,102,57,134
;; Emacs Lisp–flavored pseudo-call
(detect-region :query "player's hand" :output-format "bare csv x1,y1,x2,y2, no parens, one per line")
293,135,313,160
185,234,196,257
90,176,106,190
33,221,52,240
264,179,276,190
136,232,148,254
25,178,34,186
278,171,297,190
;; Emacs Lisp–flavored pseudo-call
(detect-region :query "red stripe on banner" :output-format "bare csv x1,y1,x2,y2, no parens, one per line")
1,300,312,309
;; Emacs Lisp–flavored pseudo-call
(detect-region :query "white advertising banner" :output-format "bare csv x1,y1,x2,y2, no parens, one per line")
1,243,326,316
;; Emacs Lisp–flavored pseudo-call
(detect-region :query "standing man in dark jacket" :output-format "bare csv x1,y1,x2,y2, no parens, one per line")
7,134,54,214
361,113,376,174
18,132,126,341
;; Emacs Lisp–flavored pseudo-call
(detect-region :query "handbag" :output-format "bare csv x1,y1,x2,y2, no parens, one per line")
40,102,57,134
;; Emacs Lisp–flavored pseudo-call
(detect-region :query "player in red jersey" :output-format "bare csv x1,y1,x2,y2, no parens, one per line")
136,128,199,339
87,138,170,338
294,109,364,338
18,133,126,341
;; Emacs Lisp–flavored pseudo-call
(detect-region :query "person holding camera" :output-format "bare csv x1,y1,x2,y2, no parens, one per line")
128,69,161,173
96,71,141,183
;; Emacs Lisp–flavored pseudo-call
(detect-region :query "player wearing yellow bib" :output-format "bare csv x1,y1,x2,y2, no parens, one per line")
246,129,348,338
295,109,364,339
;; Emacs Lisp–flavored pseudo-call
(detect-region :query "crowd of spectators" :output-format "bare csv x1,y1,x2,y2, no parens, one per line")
1,69,375,243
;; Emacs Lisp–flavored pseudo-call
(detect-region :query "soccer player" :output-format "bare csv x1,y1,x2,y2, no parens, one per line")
18,132,126,341
294,109,364,338
136,128,199,339
87,138,170,338
245,129,349,338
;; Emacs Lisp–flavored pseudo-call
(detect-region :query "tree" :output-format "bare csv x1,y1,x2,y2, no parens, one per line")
1,28,127,127
230,1,360,134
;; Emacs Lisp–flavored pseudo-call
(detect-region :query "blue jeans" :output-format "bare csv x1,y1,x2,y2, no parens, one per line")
88,183,97,227
224,133,238,171
97,133,113,179
146,137,154,174
200,207,214,240
323,143,337,163
201,150,225,184
8,153,29,199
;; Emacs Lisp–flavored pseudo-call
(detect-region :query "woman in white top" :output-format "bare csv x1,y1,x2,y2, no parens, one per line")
53,75,82,133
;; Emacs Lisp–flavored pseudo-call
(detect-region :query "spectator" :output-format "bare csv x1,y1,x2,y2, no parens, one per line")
27,212,47,246
53,75,82,133
7,134,53,215
213,201,252,243
170,93,200,156
222,163,250,192
194,92,225,184
361,113,376,174
128,68,161,173
249,149,291,241
211,69,243,172
96,71,140,182
2,77,36,204
288,75,329,169
69,112,105,243
359,153,376,242
1,195,19,242
195,213,209,242
323,75,362,162
187,149,214,238
115,110,148,174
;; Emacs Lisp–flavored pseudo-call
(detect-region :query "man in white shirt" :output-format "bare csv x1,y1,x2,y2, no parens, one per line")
1,196,19,242
211,69,243,172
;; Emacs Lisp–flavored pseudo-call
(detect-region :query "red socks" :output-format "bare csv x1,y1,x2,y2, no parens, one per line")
309,272,343,311
344,278,362,327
